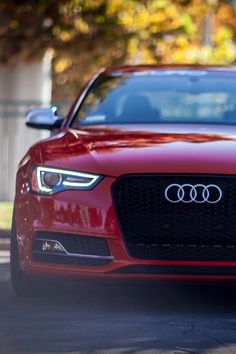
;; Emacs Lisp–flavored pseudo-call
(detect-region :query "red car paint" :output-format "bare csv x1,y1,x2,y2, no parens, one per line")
14,65,236,282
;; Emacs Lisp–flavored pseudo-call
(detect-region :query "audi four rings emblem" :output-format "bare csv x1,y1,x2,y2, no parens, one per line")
164,184,223,204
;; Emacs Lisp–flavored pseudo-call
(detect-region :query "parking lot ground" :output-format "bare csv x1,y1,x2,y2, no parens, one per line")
1,247,236,354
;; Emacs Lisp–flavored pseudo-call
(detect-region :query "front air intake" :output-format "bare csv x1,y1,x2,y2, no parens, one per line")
32,232,112,266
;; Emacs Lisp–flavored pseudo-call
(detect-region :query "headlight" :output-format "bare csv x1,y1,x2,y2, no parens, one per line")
31,166,102,195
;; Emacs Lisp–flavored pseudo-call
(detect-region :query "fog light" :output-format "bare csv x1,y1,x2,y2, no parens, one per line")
41,240,66,254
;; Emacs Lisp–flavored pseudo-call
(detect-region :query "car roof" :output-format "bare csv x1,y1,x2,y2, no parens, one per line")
104,64,236,75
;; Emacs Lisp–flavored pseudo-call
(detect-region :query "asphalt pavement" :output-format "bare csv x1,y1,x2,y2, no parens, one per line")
1,243,236,354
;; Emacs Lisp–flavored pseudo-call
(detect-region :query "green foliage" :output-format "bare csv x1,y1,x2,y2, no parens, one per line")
0,202,13,230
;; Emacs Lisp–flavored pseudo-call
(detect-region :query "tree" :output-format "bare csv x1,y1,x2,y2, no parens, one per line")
0,0,236,98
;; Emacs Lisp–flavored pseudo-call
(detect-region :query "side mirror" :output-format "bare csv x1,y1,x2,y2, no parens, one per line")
26,108,64,130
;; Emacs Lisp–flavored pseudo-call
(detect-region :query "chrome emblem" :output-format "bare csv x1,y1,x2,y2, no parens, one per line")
164,184,222,204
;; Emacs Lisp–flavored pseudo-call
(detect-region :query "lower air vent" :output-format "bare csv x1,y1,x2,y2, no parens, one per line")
32,231,112,266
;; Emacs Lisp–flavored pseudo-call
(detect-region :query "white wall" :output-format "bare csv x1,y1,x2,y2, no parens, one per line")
0,51,52,201
0,51,52,102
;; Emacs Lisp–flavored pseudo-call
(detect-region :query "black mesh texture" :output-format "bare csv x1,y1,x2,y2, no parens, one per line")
32,253,110,266
112,174,236,261
32,232,110,266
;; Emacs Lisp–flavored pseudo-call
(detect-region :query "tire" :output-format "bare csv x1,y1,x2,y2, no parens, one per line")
10,213,42,297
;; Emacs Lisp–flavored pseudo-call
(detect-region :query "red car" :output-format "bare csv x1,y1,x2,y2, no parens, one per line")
11,65,236,295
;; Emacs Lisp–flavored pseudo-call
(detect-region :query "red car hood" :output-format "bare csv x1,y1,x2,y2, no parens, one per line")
40,124,236,176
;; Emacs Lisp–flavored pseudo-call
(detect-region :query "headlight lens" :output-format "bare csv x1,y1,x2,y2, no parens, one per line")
31,166,102,195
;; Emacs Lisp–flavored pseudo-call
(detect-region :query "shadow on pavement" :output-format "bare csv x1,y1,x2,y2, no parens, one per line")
1,262,236,354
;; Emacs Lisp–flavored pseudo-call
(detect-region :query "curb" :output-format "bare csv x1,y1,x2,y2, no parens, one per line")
0,230,10,238
0,238,10,251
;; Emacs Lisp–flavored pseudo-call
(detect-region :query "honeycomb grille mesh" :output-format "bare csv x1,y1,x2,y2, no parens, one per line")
112,174,236,261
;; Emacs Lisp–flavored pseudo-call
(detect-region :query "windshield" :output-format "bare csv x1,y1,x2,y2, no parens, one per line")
72,69,236,126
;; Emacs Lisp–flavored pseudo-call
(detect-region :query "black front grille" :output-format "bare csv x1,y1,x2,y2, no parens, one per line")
112,174,236,261
32,232,111,266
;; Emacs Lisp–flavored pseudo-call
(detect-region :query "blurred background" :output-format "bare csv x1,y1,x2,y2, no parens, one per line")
1,0,236,230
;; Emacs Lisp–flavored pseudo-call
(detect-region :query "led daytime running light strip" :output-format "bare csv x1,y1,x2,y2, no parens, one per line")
36,166,101,192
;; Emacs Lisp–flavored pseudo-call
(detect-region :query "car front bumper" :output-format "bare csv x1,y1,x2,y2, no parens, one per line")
15,175,236,282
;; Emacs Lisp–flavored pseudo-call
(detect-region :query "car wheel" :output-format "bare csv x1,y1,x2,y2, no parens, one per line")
10,213,41,297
